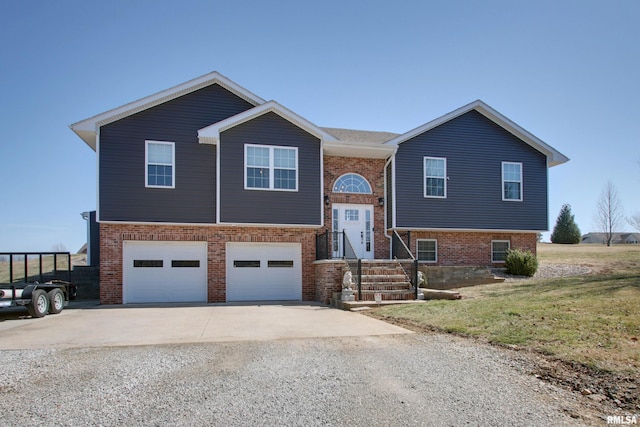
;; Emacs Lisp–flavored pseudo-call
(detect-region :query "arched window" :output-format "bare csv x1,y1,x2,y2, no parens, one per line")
332,173,372,194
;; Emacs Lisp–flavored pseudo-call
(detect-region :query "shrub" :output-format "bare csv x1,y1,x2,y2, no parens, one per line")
505,249,538,277
550,204,581,244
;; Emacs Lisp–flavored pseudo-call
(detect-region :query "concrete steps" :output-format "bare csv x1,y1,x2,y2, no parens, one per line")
351,261,415,302
336,299,427,311
357,289,417,301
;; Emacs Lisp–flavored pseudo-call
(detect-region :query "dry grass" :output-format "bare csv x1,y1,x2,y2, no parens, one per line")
537,242,640,275
0,254,86,283
370,244,640,376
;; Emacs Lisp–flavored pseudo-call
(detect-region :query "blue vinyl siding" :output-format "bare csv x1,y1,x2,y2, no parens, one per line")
219,112,322,225
99,84,254,222
394,110,548,231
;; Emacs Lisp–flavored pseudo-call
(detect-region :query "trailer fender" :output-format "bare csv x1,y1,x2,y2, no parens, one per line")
20,284,38,300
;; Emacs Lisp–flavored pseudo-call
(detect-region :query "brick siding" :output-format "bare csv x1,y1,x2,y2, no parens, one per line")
99,223,317,304
314,259,348,304
323,156,390,259
408,230,537,266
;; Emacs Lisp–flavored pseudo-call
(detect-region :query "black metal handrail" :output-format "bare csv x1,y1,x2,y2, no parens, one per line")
316,230,342,260
391,231,419,299
342,232,362,301
343,231,357,260
391,230,414,261
393,258,419,300
315,230,363,300
316,230,330,260
316,230,359,261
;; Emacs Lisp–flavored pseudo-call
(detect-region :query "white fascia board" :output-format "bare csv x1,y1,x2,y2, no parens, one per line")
95,127,100,222
217,221,324,228
198,101,338,144
391,226,543,233
319,140,325,227
472,101,570,167
391,156,397,229
323,141,396,159
99,220,323,228
385,100,569,168
216,143,221,224
72,130,98,152
70,71,266,151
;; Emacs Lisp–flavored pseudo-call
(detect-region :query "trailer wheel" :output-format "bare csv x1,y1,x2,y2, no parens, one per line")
48,289,65,314
27,290,49,318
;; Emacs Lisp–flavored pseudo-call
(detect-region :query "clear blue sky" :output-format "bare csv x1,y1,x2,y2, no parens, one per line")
1,0,638,252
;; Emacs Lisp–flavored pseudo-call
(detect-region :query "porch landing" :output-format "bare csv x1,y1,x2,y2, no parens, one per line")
333,299,427,311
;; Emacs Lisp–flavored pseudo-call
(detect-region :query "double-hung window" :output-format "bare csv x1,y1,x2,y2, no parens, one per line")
417,239,437,263
424,157,446,198
245,144,298,191
491,240,510,263
502,162,522,201
146,141,175,188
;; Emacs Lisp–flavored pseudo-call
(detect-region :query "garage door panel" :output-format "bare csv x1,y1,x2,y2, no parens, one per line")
123,241,207,304
226,243,302,302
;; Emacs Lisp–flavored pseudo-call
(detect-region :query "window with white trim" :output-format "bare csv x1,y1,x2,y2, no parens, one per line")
491,240,510,263
344,209,359,221
145,141,175,188
424,157,446,198
245,144,298,191
417,239,437,263
502,162,522,201
333,173,372,194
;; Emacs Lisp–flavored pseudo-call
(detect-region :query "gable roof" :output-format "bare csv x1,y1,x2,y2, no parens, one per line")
321,127,400,144
384,100,570,167
320,127,398,159
70,74,569,166
197,101,338,144
70,71,266,151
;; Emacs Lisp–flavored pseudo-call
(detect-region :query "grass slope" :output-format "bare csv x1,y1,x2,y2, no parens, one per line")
371,244,640,375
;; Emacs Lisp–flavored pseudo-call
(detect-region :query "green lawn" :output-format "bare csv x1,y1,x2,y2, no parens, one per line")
370,244,640,376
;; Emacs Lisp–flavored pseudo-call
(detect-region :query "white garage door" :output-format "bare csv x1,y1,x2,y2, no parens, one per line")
123,241,207,304
226,243,302,302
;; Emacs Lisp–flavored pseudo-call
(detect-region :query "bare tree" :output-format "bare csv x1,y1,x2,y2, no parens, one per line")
51,243,68,253
594,181,625,246
629,212,640,233
628,159,640,233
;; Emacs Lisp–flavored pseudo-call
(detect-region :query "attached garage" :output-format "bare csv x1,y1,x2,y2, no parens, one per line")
123,241,208,303
226,242,302,301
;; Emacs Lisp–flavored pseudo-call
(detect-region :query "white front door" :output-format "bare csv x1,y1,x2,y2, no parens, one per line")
332,204,374,259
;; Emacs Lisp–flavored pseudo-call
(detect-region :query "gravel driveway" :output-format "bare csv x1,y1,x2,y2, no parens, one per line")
0,333,599,426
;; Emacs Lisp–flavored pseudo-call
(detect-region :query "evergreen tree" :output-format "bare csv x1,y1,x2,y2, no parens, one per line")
551,204,582,244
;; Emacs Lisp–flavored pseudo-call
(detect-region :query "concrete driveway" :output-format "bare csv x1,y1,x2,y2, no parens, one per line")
0,301,411,349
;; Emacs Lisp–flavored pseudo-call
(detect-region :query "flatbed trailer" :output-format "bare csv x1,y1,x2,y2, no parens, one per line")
0,252,77,318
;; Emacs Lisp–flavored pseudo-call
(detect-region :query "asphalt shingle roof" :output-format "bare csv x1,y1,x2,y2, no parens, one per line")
321,127,399,144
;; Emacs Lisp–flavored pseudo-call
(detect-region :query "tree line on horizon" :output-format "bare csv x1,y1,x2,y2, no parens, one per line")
552,175,640,246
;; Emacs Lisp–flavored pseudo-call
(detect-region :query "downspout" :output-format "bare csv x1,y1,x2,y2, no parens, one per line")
81,211,90,266
383,156,393,257
95,126,100,223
